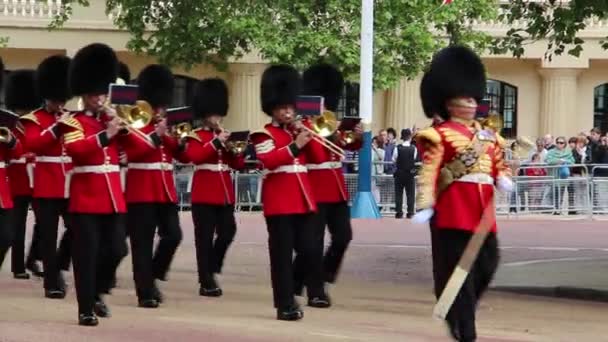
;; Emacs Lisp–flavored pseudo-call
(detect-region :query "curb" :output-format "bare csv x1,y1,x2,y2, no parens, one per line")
492,286,608,302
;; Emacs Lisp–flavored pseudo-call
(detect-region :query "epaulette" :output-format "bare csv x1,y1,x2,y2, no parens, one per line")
183,131,202,142
15,121,25,135
19,111,40,126
249,128,273,140
414,126,441,145
58,115,83,132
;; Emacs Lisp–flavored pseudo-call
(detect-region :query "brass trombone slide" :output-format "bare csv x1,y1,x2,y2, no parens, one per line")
294,111,345,158
101,100,153,142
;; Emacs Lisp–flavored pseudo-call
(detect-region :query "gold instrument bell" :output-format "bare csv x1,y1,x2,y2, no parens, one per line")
116,100,153,129
225,141,248,155
0,127,11,143
174,122,193,139
479,113,503,133
311,110,339,137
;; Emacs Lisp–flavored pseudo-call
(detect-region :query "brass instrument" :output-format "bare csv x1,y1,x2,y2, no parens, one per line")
173,121,193,139
479,113,503,133
225,140,248,155
294,110,345,158
115,100,153,129
0,127,12,143
513,136,535,159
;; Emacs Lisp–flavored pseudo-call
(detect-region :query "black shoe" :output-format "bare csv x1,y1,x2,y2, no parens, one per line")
308,295,331,308
138,298,159,308
26,262,44,277
13,272,30,280
94,300,111,318
152,285,164,304
294,281,304,297
446,322,461,341
45,288,66,299
406,213,413,219
277,304,304,321
199,275,222,297
78,313,99,326
395,212,404,219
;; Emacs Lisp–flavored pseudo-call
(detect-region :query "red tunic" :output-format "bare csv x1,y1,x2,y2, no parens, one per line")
0,136,24,209
180,128,244,206
119,124,181,204
21,109,73,199
415,118,510,233
58,111,126,214
7,124,33,197
306,129,362,203
250,123,317,216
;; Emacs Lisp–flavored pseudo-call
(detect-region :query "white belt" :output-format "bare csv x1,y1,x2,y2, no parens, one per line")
0,161,5,168
128,162,174,171
36,156,72,163
264,164,308,175
305,161,342,170
456,173,494,185
195,163,231,172
72,165,120,174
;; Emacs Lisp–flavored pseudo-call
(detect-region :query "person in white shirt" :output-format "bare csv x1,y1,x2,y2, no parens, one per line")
392,129,419,218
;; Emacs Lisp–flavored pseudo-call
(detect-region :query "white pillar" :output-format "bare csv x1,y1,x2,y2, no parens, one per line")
538,68,582,137
385,76,423,132
226,63,267,131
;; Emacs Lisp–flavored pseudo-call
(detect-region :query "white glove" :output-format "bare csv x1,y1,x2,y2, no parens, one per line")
412,208,434,224
497,176,514,193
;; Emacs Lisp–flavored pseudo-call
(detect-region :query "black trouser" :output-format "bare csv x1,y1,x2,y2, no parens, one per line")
265,213,323,309
191,204,237,283
0,208,14,268
128,203,182,299
395,173,416,216
9,196,35,274
71,213,128,315
294,202,352,293
431,227,499,341
34,198,72,290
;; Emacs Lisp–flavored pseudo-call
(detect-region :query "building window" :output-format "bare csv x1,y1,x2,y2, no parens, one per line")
594,84,608,133
172,75,197,108
486,79,518,138
336,82,359,119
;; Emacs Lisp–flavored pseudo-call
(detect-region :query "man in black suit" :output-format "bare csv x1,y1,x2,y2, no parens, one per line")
393,129,419,219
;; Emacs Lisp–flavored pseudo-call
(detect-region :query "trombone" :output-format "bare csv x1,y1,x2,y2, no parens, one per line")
172,122,193,139
102,100,154,142
293,111,345,158
0,127,12,143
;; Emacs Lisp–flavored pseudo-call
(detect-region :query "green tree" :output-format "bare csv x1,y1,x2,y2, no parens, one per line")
494,0,608,59
54,0,498,90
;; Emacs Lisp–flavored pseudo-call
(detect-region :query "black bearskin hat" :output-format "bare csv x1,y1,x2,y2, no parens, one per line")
419,72,436,118
5,69,41,112
260,64,300,116
423,45,486,120
302,63,344,112
36,55,71,102
137,64,174,108
69,43,118,96
0,57,4,91
192,78,229,118
118,62,131,84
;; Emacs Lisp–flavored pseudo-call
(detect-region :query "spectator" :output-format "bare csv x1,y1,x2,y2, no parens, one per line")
371,136,385,203
526,137,548,164
592,136,608,210
546,136,574,178
393,129,418,219
383,128,397,175
587,127,601,162
543,134,556,150
524,153,548,207
569,136,588,214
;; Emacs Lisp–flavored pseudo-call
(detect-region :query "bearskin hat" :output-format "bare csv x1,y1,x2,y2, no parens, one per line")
424,45,486,120
0,57,4,91
420,72,436,119
69,43,118,96
36,55,71,102
118,62,131,84
302,63,344,112
192,78,229,118
260,64,300,116
5,69,41,112
137,64,174,108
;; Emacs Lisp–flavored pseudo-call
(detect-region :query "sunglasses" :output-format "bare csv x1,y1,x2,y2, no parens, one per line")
556,141,566,144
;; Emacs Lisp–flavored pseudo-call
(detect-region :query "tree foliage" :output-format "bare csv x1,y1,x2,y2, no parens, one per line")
494,0,608,59
53,0,500,90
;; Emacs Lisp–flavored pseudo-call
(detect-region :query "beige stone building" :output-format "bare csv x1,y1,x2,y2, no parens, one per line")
2,0,608,139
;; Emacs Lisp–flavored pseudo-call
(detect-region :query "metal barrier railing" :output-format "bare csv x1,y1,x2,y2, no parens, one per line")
173,162,608,219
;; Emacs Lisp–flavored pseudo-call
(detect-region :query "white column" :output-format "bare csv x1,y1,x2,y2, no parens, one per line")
385,77,423,132
538,68,582,137
225,63,267,131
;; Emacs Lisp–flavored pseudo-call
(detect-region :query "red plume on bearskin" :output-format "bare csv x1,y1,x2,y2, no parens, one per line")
5,69,41,112
37,55,72,102
137,64,174,109
302,63,344,112
260,64,300,116
69,43,118,96
192,78,229,118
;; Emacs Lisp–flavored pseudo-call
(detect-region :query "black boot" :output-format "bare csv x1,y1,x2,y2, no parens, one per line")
94,297,111,318
277,303,304,321
199,274,222,297
13,272,30,280
308,293,331,308
138,298,159,308
45,288,66,299
78,313,99,326
152,285,164,303
25,260,43,277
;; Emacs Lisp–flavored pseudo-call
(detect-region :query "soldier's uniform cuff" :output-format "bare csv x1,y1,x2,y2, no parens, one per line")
149,132,162,147
98,131,110,147
288,142,300,157
7,136,17,149
211,138,223,150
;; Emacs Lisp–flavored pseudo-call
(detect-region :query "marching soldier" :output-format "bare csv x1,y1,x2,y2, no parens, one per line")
179,78,243,297
121,64,182,308
413,46,512,341
249,65,325,321
58,43,128,326
21,56,74,298
2,70,43,280
293,63,363,306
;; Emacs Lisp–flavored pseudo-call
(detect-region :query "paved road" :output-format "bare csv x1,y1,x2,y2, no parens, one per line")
0,213,607,341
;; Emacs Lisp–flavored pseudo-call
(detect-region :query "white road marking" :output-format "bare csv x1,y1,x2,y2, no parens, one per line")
308,332,358,340
503,256,608,267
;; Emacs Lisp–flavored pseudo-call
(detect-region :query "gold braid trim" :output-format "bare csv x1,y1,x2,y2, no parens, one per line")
58,116,83,132
494,141,512,178
20,112,40,126
416,138,444,210
64,130,85,144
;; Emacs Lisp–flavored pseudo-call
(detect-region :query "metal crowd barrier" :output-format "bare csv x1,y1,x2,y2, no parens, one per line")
173,162,608,219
